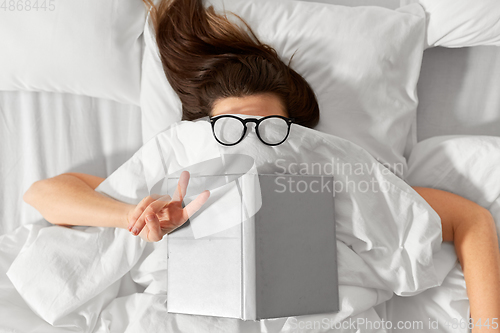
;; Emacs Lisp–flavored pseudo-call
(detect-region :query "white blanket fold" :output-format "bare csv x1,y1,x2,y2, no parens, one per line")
7,225,146,326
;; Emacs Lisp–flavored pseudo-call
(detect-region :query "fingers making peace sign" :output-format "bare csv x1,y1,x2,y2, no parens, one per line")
126,171,210,242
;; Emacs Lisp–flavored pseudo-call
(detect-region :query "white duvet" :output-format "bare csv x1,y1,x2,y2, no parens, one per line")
3,118,447,333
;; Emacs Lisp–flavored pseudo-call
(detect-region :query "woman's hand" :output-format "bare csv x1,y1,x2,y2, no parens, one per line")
127,171,210,242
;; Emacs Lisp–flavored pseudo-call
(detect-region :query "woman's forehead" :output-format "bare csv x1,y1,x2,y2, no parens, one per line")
211,93,287,117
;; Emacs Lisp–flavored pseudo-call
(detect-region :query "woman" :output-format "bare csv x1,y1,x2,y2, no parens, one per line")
23,0,499,330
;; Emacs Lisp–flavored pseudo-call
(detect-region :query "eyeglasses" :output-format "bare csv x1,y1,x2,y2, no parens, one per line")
209,115,294,146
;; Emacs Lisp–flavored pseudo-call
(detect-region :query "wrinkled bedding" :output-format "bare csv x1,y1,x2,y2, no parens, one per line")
2,119,448,332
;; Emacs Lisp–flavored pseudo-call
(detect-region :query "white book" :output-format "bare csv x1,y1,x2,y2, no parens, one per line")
166,174,339,320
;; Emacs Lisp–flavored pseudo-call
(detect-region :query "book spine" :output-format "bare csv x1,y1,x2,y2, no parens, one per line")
240,174,257,321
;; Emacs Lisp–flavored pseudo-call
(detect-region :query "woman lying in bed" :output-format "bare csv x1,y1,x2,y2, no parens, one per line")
23,0,499,330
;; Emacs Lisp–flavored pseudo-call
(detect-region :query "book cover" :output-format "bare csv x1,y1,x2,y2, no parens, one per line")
166,174,339,320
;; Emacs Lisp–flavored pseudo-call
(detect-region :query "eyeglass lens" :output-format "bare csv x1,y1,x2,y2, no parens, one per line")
212,116,246,145
257,117,289,145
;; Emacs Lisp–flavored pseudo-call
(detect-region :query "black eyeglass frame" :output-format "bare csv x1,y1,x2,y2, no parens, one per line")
209,114,294,147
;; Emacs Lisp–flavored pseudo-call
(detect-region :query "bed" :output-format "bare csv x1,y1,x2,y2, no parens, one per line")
1,0,499,332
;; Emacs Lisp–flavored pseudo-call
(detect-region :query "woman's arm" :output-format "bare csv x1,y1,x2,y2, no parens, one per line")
23,173,132,230
24,171,209,242
413,186,500,332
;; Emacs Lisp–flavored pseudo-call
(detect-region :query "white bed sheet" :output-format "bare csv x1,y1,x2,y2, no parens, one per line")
0,90,143,235
0,90,143,333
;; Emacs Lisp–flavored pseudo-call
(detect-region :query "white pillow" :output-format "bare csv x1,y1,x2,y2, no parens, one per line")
401,0,500,48
293,0,399,8
406,135,500,211
140,0,427,178
141,16,183,138
0,1,146,105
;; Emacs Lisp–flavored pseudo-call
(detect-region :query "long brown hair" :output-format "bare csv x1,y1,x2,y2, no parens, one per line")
143,0,319,128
